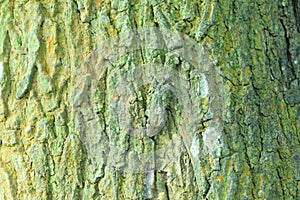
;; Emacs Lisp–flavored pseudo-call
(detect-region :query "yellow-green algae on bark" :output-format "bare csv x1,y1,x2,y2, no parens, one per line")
0,0,299,199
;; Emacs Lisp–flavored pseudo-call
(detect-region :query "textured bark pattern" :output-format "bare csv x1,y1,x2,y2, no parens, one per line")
0,0,299,199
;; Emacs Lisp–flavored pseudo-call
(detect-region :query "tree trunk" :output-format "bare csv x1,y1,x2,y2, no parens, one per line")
0,0,299,199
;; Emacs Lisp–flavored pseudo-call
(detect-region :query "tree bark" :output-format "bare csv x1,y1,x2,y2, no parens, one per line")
0,0,299,199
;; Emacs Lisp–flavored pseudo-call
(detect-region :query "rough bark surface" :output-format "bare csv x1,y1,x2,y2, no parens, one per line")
0,0,299,199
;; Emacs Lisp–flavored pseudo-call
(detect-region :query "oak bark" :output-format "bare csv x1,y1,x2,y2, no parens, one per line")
0,0,299,199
